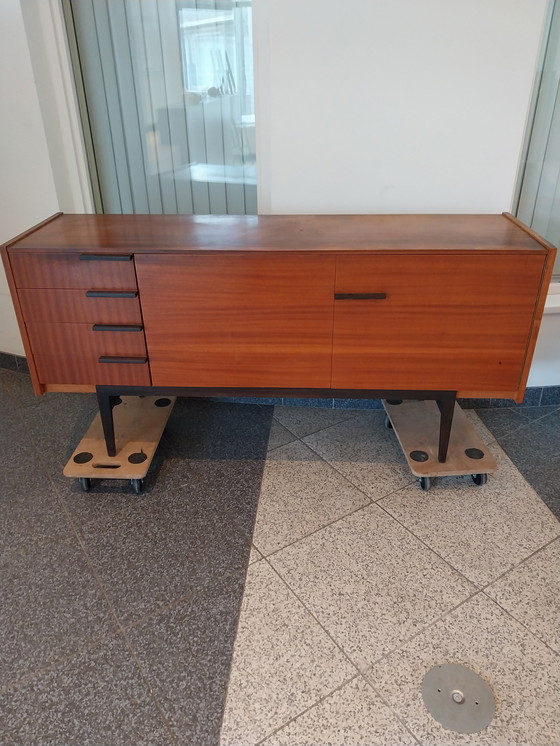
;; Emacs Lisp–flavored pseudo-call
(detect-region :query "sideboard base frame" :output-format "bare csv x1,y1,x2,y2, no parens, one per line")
96,385,457,463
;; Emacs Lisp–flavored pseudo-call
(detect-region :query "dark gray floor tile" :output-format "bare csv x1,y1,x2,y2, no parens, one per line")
282,397,334,408
475,408,529,439
333,397,383,409
0,455,71,560
490,388,541,408
0,722,20,745
516,405,560,421
80,488,252,626
515,387,543,407
489,397,520,408
14,356,29,374
541,386,560,406
13,388,131,525
0,636,174,745
267,419,298,450
51,470,159,527
16,390,98,458
127,575,245,746
497,409,560,519
0,352,18,372
457,397,495,409
0,371,42,409
163,398,273,461
153,454,268,535
0,535,116,688
213,396,283,405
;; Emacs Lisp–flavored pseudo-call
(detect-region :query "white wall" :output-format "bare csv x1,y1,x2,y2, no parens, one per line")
255,0,549,214
0,0,59,355
0,0,556,386
20,0,94,215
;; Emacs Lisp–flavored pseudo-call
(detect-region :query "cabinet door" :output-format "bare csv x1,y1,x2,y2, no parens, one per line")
136,253,336,387
332,253,546,393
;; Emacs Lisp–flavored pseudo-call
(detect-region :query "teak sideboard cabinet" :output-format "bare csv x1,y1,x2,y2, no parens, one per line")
1,212,556,461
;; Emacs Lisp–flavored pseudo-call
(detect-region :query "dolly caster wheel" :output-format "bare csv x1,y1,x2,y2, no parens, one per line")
472,473,487,486
419,476,432,491
130,478,144,494
79,477,91,492
384,414,393,430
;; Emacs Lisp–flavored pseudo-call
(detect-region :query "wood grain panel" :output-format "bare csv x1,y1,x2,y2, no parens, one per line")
136,253,335,387
26,323,149,386
332,253,546,394
9,252,137,289
6,213,551,254
18,289,142,325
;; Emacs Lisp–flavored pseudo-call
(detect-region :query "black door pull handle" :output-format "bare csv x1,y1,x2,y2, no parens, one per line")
335,292,387,300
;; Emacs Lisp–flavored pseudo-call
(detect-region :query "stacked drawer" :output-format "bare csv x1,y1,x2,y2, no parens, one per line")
9,252,151,386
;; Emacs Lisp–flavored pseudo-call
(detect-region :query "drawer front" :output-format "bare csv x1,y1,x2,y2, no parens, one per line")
9,252,137,290
332,253,546,392
18,288,142,325
26,323,149,386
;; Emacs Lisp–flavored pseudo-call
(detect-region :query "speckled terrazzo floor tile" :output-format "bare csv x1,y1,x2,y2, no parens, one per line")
253,440,369,556
261,676,416,746
273,405,357,438
219,561,356,745
0,534,115,688
0,636,174,745
365,593,560,746
485,538,560,653
302,411,413,500
249,545,262,564
80,488,252,626
378,442,560,588
269,504,475,670
127,575,245,746
267,418,297,450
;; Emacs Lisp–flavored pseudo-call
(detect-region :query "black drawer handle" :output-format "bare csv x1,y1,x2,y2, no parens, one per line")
86,291,138,298
93,324,143,332
335,292,387,300
99,356,147,364
80,254,132,261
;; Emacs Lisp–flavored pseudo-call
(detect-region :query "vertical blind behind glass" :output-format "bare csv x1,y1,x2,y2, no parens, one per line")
517,1,560,274
67,0,256,215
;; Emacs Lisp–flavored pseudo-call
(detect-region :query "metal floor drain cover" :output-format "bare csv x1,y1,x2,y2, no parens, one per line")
421,663,495,734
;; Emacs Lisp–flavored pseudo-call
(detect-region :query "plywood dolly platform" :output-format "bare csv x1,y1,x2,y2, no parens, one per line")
382,399,497,491
64,395,176,493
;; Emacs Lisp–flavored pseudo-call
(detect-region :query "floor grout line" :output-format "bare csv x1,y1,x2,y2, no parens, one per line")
3,375,559,745
257,555,466,746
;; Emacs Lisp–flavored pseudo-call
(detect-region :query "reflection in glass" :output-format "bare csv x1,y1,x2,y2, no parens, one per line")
67,0,256,214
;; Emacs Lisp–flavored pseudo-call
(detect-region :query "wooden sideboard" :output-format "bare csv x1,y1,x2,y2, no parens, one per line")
1,212,556,460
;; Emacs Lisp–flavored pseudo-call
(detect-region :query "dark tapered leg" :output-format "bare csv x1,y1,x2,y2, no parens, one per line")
436,394,456,463
96,389,120,457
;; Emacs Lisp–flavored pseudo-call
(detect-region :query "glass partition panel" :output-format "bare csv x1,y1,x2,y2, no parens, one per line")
516,1,560,273
65,0,256,214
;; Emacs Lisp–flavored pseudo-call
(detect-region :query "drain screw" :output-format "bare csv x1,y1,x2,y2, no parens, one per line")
451,690,465,704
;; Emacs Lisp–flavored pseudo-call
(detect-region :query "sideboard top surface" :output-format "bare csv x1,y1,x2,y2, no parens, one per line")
5,213,551,254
